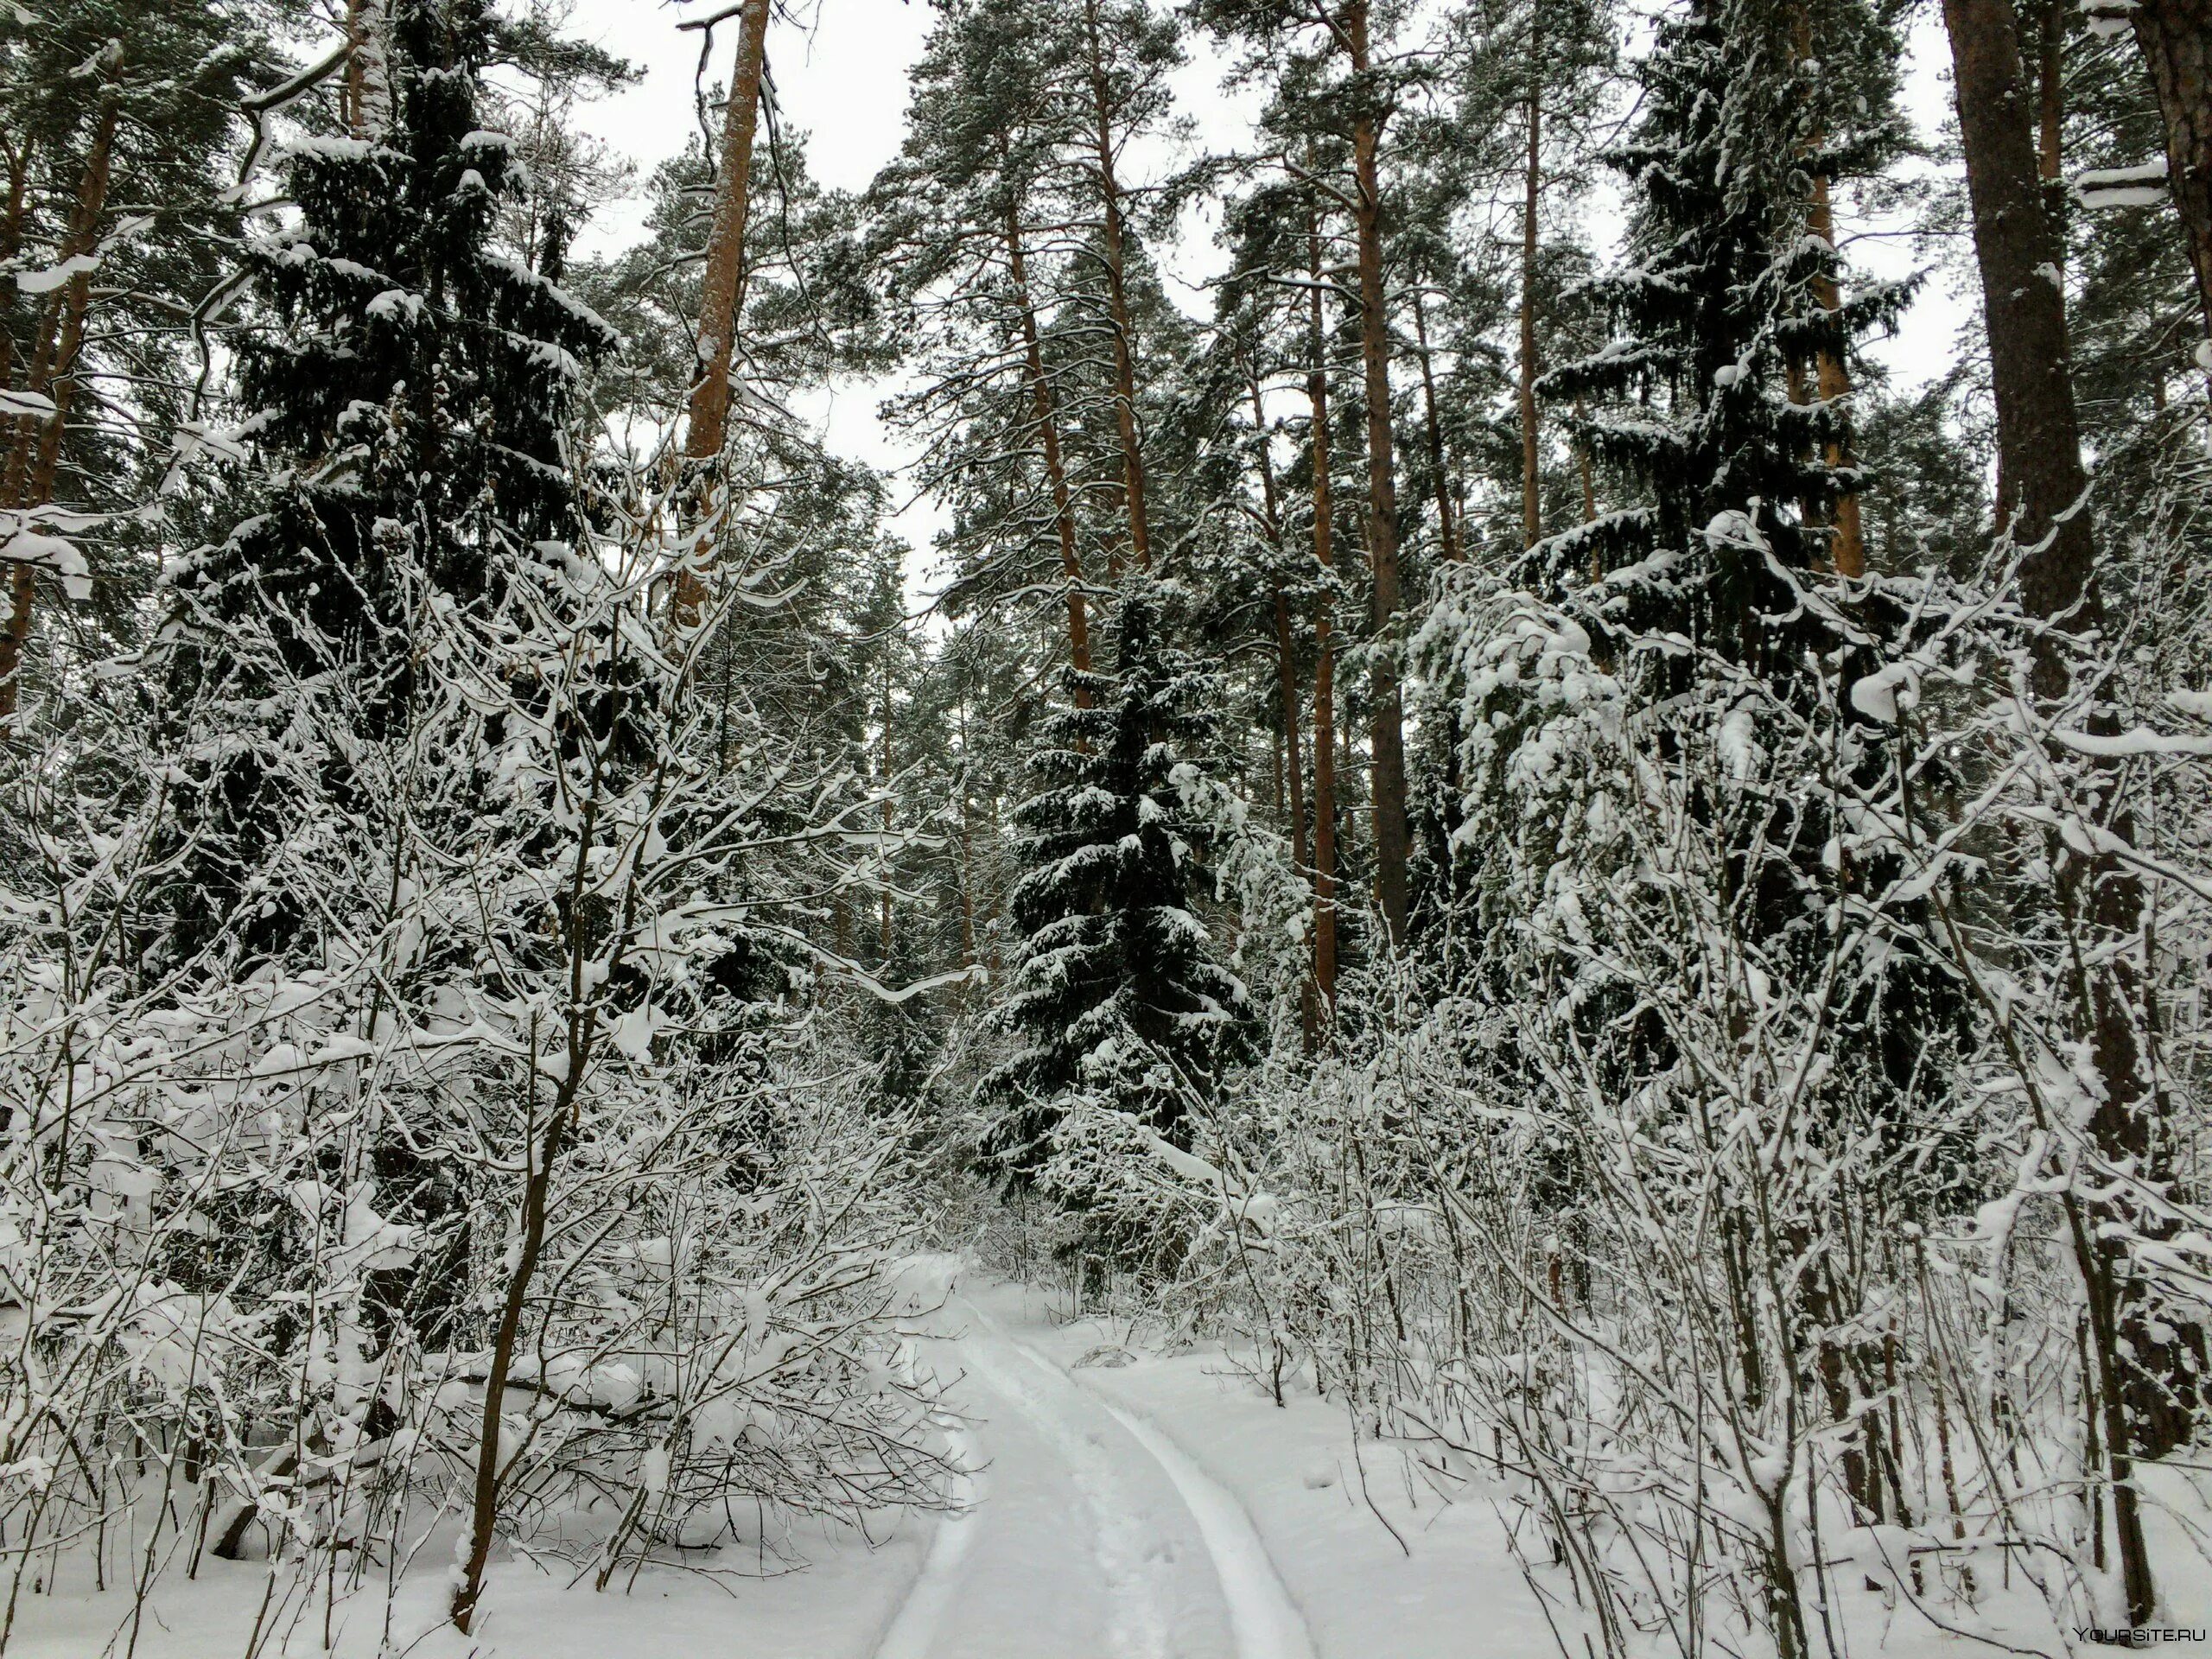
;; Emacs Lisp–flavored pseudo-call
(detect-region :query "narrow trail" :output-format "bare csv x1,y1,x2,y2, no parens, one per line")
872,1293,1316,1659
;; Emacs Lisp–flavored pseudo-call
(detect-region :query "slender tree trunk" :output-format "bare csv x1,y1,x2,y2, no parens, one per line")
1249,376,1317,1046
1248,379,1311,874
451,1065,575,1632
1307,209,1340,1014
342,0,390,139
1411,296,1459,563
1082,0,1152,572
1272,592,1310,876
670,0,770,629
2129,0,2212,346
1789,6,1868,577
1007,207,1093,701
1,120,32,404
2037,0,2065,191
1808,174,1866,578
880,656,895,965
1518,15,1544,550
0,75,120,721
1946,0,2173,1623
1574,397,1598,528
1344,0,1408,944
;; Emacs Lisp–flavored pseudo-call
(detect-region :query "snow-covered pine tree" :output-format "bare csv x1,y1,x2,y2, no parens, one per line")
982,588,1252,1192
150,0,619,969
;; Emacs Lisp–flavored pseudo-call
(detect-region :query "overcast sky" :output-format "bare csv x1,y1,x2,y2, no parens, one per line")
550,0,1969,597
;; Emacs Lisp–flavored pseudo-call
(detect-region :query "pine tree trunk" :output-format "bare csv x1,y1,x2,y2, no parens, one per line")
1791,5,1866,578
2037,0,2064,189
1942,0,2094,631
342,0,391,139
955,695,978,972
0,74,120,721
2130,0,2212,346
1945,0,2178,1624
671,0,771,629
1307,208,1340,1014
1519,16,1544,551
1082,0,1153,573
1344,0,1408,944
1008,207,1093,701
1808,174,1866,578
880,655,895,965
0,128,29,400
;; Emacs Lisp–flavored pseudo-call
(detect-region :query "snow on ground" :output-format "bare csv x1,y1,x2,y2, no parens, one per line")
32,1263,2201,1659
12,1264,1538,1658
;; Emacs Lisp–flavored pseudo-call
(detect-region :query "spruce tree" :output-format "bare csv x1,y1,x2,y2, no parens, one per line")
982,588,1252,1176
1539,0,1906,651
1446,0,1961,1567
151,0,618,969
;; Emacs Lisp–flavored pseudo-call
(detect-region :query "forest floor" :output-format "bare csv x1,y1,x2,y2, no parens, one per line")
17,1268,2200,1658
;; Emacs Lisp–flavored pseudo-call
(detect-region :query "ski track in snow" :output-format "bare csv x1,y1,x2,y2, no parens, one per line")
873,1296,1314,1659
1026,1353,1318,1659
870,1413,979,1659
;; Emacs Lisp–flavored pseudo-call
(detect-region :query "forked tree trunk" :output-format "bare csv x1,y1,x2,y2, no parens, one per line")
1007,207,1094,702
1081,0,1153,573
1344,0,1408,944
2128,0,2212,346
670,0,771,630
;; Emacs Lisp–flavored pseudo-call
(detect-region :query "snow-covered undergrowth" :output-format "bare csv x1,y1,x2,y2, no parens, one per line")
0,505,958,1655
1010,531,2212,1659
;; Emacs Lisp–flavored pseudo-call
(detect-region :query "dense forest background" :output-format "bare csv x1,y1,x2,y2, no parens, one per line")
3,0,2211,1651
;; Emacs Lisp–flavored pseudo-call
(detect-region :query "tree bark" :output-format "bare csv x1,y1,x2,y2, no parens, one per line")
1307,207,1340,1014
1807,174,1866,579
1791,5,1867,578
1518,15,1544,551
670,0,771,630
451,1063,575,1631
2130,0,2212,346
2037,0,2064,189
1008,208,1093,702
1945,0,2177,1624
1344,0,1408,944
1081,0,1153,572
342,0,391,139
0,73,120,721
1942,0,2094,635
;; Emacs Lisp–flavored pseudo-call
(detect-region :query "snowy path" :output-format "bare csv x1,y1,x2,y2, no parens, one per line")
874,1294,1315,1659
13,1272,1541,1657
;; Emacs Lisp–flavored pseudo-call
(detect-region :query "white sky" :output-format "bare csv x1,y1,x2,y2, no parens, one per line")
555,0,1970,592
